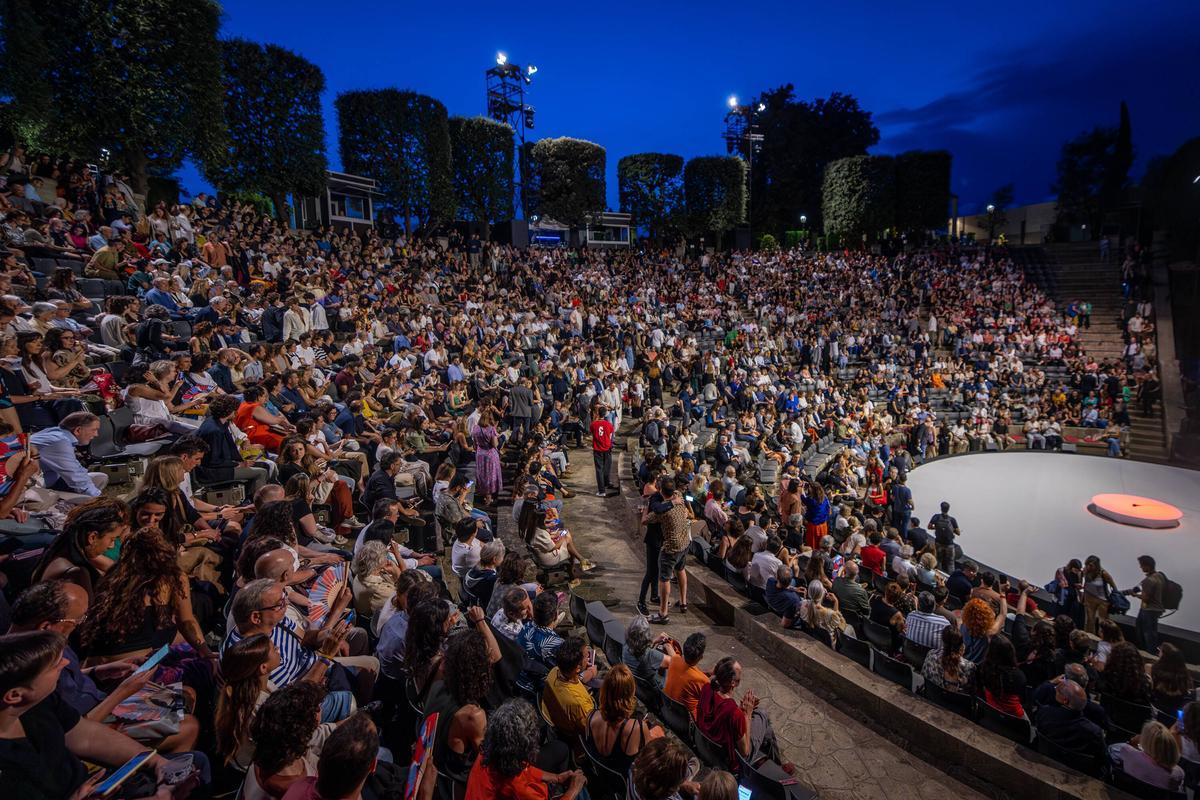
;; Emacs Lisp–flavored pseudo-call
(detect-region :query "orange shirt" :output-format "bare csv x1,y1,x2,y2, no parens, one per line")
663,658,708,718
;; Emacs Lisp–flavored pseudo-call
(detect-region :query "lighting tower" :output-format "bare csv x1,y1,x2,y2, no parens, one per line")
723,96,765,233
487,51,537,219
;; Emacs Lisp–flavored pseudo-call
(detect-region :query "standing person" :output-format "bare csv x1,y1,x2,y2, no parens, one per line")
508,377,535,446
591,404,617,498
472,410,502,507
1122,555,1167,656
637,477,665,616
647,478,691,625
928,501,960,573
1080,555,1118,635
801,482,830,551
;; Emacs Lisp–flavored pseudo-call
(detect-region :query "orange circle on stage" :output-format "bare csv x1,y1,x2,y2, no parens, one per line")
1089,493,1183,529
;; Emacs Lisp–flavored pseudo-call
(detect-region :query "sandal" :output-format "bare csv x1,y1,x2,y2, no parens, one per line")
675,601,689,613
649,613,671,625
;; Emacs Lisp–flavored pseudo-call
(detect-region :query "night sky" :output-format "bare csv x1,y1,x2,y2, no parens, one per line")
182,0,1200,216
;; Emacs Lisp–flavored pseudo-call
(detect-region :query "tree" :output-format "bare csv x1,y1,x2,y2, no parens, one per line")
748,87,879,237
448,116,514,231
821,155,896,241
528,137,606,228
684,156,746,241
1142,137,1200,260
617,152,684,243
203,39,328,222
894,150,951,235
985,183,1014,241
336,89,453,234
1052,127,1116,233
1,0,225,194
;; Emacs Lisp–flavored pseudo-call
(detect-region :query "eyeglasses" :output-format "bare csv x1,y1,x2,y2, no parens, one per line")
256,597,287,612
53,612,88,626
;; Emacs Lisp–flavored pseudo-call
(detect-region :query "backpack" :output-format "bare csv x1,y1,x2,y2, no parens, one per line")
1160,574,1183,612
933,514,955,545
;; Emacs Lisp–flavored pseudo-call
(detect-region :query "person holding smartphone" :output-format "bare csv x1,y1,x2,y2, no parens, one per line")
0,629,200,798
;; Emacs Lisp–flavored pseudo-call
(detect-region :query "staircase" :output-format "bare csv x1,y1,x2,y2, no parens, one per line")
1044,242,1169,463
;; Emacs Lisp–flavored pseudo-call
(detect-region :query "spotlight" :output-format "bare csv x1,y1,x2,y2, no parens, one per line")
800,214,807,225
496,51,507,66
527,64,538,76
986,204,996,213
530,214,540,223
727,95,738,109
757,103,766,112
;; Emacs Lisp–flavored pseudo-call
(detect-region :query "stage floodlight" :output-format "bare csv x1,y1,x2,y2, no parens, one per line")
757,103,766,112
527,64,538,76
1193,174,1200,184
496,51,507,66
728,95,738,108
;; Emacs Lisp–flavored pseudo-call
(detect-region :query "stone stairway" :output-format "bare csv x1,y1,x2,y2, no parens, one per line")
1045,242,1170,462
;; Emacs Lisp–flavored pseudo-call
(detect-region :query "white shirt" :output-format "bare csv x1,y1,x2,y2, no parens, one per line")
748,550,782,589
451,538,481,577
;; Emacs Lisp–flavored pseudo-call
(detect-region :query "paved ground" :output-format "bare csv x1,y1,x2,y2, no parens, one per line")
548,429,998,800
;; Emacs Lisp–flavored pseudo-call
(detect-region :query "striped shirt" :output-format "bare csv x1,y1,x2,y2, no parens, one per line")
904,610,950,649
222,617,315,687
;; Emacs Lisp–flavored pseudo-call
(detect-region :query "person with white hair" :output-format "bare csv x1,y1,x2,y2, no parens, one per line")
891,544,918,579
800,580,847,638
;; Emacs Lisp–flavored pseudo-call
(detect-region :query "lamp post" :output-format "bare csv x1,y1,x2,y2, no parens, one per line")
723,96,765,242
986,203,996,242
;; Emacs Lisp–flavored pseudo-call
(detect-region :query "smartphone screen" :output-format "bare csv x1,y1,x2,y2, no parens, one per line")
133,644,170,676
95,750,155,797
738,787,753,800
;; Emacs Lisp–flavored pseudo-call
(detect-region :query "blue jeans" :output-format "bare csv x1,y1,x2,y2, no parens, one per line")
320,690,356,722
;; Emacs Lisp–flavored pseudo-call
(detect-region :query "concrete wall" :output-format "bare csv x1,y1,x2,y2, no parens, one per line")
953,201,1058,244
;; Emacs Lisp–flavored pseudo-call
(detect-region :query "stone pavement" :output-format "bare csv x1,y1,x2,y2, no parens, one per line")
552,434,999,800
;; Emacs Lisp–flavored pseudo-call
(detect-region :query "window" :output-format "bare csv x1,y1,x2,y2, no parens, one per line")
329,191,368,221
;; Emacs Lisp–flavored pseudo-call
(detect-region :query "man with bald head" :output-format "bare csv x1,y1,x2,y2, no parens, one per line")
6,580,202,751
1032,671,1107,761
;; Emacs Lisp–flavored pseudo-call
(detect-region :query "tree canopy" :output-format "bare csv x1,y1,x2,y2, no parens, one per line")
448,116,514,226
1053,102,1133,233
748,87,879,237
528,137,606,227
0,0,225,193
617,152,684,242
894,150,951,234
203,39,328,221
821,155,896,239
684,156,747,238
336,89,453,233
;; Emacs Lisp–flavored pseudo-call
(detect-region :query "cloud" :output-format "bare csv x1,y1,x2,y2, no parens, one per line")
874,21,1200,211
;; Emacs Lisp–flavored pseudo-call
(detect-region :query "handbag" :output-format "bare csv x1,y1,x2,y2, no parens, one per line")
1108,588,1131,615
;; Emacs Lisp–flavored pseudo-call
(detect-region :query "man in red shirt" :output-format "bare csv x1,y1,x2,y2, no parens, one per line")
590,407,616,497
859,530,887,576
694,656,789,771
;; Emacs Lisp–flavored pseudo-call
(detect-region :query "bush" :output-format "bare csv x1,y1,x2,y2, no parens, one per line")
221,190,275,218
757,233,779,251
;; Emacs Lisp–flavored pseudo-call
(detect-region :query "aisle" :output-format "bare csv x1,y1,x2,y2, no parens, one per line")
551,424,994,800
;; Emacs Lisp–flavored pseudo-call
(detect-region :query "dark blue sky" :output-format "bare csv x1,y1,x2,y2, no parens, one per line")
183,0,1200,215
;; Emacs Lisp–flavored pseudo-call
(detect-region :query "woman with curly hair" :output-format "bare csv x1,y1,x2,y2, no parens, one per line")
960,596,1006,664
1099,641,1152,705
244,681,332,800
31,500,128,599
213,634,281,769
464,698,583,800
247,499,343,568
426,625,500,788
77,525,214,665
406,598,454,699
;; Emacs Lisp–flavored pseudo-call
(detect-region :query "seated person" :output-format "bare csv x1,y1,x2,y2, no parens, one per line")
1108,721,1186,791
1031,675,1107,762
663,632,710,718
28,411,106,497
584,664,664,777
0,629,201,798
694,656,790,772
540,635,597,741
621,615,676,690
764,564,804,627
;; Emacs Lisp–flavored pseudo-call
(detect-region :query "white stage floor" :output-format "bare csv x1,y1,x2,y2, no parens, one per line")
906,452,1200,632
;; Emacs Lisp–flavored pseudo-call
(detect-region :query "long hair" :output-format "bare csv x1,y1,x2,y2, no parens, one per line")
78,527,185,649
213,634,272,765
1105,642,1149,700
405,599,450,689
939,625,965,682
1151,644,1193,697
132,456,187,542
599,663,637,725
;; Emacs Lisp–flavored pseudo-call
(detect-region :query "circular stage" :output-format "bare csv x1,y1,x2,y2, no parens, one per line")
907,452,1200,633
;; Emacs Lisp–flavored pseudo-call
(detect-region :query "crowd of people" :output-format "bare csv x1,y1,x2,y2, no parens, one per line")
0,145,1187,799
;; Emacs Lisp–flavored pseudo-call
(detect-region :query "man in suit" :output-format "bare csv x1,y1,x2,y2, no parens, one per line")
508,376,535,445
195,395,268,493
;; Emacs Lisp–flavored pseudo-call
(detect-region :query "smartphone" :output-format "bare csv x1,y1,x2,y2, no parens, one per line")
588,648,596,668
133,644,170,676
94,750,155,797
738,787,753,800
685,494,695,502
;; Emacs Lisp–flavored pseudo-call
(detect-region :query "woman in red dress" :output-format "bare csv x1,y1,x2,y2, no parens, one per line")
234,385,291,453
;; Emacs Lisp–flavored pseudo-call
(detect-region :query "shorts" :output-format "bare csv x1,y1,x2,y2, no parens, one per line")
658,546,687,581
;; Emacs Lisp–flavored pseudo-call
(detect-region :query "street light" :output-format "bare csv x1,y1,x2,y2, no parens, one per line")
496,51,507,66
526,64,537,76
757,102,766,112
728,95,738,109
986,204,996,214
799,214,807,225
